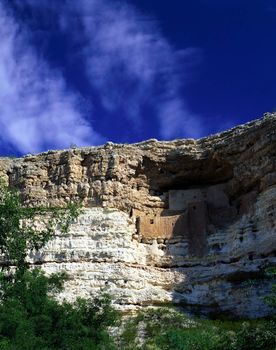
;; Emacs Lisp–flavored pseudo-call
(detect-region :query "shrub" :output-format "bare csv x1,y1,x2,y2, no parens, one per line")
120,308,276,350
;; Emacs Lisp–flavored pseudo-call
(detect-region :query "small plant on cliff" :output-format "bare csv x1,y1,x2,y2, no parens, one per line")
0,180,119,350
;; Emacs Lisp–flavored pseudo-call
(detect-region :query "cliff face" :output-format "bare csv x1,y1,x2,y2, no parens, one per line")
0,113,276,317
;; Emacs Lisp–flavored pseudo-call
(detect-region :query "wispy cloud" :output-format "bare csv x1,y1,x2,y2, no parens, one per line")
3,0,203,154
59,0,204,139
0,3,104,154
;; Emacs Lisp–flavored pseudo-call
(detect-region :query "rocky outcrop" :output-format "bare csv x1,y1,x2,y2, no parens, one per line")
0,113,276,317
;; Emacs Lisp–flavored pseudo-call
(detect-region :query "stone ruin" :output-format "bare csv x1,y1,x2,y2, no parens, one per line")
134,185,235,257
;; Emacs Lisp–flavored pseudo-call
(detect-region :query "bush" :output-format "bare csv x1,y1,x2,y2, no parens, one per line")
120,308,276,350
264,267,276,308
0,280,119,349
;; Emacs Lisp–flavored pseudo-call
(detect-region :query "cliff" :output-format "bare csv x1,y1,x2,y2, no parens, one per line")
0,113,275,317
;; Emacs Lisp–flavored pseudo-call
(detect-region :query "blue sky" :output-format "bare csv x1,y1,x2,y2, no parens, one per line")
0,0,275,156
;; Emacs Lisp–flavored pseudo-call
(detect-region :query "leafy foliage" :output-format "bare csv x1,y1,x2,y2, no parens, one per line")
120,308,276,350
0,275,118,350
0,179,81,272
0,276,117,350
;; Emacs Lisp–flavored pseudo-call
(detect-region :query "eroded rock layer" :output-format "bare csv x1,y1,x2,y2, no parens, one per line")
0,113,276,317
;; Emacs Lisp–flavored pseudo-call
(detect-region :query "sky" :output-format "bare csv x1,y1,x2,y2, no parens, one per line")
0,0,275,156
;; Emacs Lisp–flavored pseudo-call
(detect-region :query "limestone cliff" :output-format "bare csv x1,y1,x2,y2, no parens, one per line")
0,113,276,317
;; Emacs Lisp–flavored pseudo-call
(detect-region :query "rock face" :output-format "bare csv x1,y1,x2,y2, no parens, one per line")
0,113,276,318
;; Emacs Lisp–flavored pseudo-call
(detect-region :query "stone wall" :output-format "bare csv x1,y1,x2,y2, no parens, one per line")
0,113,275,317
135,211,188,240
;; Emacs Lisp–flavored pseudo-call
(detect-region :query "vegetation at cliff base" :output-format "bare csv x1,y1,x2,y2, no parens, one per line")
119,307,276,350
264,267,276,309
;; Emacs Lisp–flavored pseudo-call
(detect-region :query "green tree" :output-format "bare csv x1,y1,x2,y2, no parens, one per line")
0,179,81,273
0,180,119,350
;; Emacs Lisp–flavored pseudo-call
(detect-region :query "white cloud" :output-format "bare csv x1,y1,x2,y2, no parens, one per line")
4,0,204,149
59,0,203,139
0,3,104,154
157,99,203,139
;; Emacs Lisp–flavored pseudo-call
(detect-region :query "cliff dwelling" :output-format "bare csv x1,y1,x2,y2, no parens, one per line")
133,184,236,257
